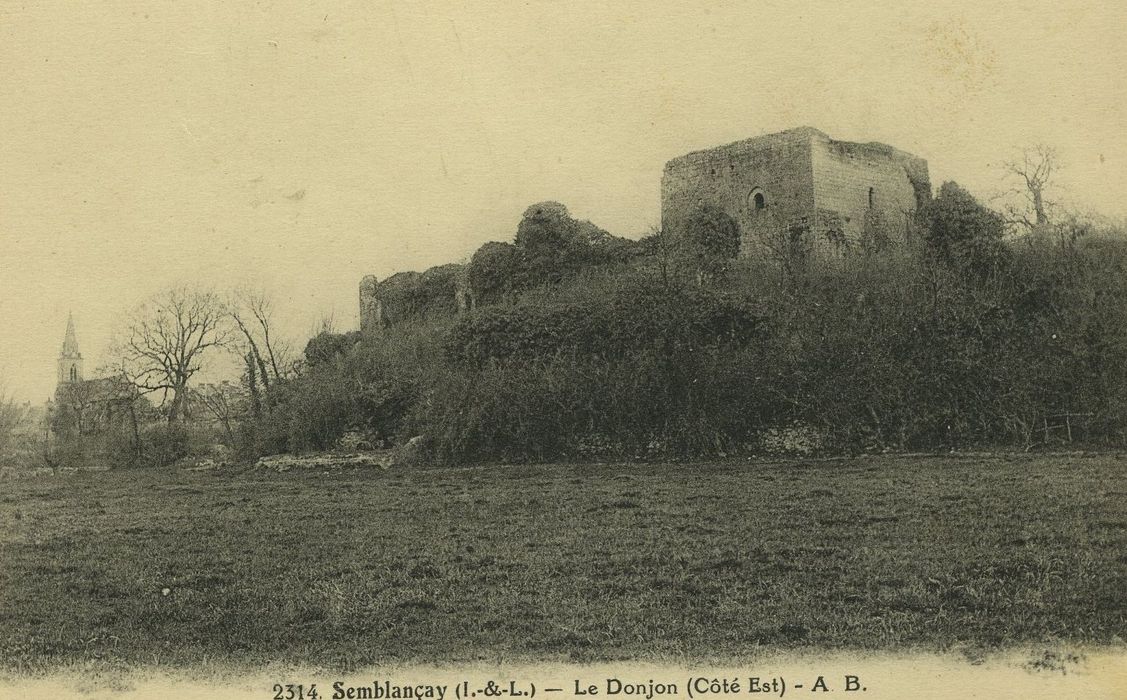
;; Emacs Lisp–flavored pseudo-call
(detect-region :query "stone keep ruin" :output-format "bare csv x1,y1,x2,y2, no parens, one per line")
662,126,931,257
359,264,469,333
360,127,932,330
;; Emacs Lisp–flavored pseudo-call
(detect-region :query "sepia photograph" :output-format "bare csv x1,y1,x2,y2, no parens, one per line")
1,1,1125,698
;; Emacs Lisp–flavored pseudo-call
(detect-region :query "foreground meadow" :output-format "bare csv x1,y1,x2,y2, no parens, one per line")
1,454,1124,672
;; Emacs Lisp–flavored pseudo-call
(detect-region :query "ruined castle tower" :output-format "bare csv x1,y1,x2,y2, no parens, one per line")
359,274,383,333
57,313,84,386
661,127,931,257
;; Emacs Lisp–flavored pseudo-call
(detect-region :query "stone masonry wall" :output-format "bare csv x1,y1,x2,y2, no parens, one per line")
661,127,931,260
661,128,817,258
810,135,931,254
359,274,382,333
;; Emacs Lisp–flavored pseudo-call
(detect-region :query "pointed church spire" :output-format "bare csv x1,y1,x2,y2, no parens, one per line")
61,312,81,358
58,313,84,385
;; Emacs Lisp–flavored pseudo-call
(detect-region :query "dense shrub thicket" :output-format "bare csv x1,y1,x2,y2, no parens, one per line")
247,185,1127,463
44,422,198,470
374,264,464,323
418,279,774,461
467,202,638,306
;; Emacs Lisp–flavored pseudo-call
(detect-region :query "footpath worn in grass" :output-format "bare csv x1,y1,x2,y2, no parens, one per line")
1,454,1124,671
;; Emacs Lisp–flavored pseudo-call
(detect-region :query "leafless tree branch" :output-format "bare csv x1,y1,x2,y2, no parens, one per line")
111,285,232,422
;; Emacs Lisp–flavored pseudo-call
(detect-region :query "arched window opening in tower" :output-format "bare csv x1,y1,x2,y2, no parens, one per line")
754,192,765,210
868,187,875,209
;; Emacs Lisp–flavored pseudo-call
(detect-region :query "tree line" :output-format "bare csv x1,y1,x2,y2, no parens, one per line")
27,287,297,469
246,181,1127,463
5,146,1126,469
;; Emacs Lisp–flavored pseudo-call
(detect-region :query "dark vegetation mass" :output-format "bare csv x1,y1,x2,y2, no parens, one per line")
242,188,1127,463
20,184,1127,470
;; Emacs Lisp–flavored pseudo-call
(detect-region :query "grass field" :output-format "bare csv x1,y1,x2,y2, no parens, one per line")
1,453,1124,673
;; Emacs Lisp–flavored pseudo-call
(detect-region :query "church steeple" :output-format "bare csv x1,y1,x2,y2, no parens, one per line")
58,313,84,385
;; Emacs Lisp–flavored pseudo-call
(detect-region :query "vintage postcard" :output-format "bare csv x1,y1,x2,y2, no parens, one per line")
1,1,1124,698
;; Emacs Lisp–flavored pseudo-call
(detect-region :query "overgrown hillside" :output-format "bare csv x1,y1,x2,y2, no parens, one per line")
238,187,1127,464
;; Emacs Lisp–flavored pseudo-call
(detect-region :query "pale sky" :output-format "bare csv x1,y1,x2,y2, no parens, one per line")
2,0,1125,402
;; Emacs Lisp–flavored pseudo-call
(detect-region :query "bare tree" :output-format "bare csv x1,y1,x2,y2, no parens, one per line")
228,287,295,415
229,288,294,385
193,382,246,443
1001,144,1059,233
115,285,231,422
310,310,338,340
